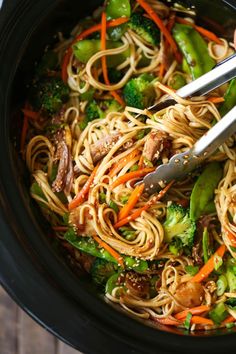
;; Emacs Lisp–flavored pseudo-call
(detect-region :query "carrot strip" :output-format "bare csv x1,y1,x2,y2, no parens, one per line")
176,17,222,44
159,62,165,78
175,305,210,320
155,317,181,326
20,115,28,153
191,244,227,283
138,155,144,169
191,316,214,326
118,183,144,221
167,14,176,32
207,97,225,103
136,0,181,62
68,164,99,210
109,149,140,177
111,167,155,189
93,235,124,267
114,180,174,228
224,228,236,247
21,109,39,120
61,17,129,82
222,315,235,325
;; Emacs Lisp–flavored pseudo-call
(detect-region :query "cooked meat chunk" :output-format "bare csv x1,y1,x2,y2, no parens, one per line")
173,281,204,313
142,130,170,164
52,129,74,194
90,132,121,163
125,272,150,298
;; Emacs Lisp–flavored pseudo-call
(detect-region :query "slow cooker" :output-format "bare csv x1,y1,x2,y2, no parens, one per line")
0,1,236,353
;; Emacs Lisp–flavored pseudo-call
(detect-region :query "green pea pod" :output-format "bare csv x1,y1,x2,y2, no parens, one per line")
202,227,210,264
190,162,222,220
73,39,130,67
64,228,148,272
172,23,215,79
106,0,131,19
105,273,120,295
219,78,236,116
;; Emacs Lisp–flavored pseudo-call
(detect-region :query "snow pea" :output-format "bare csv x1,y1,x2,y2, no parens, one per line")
202,227,210,264
219,78,236,116
65,228,148,272
73,39,130,67
190,162,223,221
106,0,131,41
172,23,215,79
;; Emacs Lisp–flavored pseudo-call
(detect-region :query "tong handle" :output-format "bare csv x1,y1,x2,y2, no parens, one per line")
177,53,236,98
192,105,236,160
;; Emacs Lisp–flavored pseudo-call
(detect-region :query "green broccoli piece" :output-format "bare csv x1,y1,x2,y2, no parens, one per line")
225,257,236,293
163,203,196,249
29,77,69,115
123,73,156,109
91,258,118,286
128,13,160,46
82,99,122,129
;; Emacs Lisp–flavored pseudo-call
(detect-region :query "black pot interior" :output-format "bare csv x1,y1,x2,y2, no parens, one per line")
0,0,236,353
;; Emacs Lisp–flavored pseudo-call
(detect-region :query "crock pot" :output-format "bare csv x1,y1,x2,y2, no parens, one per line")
0,1,236,353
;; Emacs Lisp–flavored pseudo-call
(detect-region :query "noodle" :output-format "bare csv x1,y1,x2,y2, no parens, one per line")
23,0,236,331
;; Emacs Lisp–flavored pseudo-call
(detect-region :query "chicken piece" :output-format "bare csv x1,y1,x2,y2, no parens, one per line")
125,272,150,298
142,130,170,164
173,281,204,313
90,132,121,163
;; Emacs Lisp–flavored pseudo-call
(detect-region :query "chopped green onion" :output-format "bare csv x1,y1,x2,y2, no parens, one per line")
230,245,236,252
130,164,139,172
184,312,192,330
109,200,119,213
216,275,228,296
99,192,107,204
226,322,235,329
214,254,223,271
120,195,129,204
185,265,199,276
143,157,153,167
209,302,228,324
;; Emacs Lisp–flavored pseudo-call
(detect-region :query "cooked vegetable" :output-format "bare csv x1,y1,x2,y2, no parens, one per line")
216,274,228,296
73,39,129,67
110,167,155,188
209,302,228,324
219,78,236,116
163,204,196,249
64,228,148,271
118,183,144,220
128,13,160,46
225,257,236,292
202,227,210,264
191,244,226,283
190,162,223,221
105,273,120,294
172,23,215,79
168,73,186,90
29,77,69,114
123,73,156,109
91,258,117,286
106,0,131,40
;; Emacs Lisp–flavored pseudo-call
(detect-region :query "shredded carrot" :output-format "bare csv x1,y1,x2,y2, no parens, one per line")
20,115,28,154
21,109,39,120
207,97,225,103
176,17,222,44
167,14,176,32
159,62,165,78
191,316,214,326
111,167,155,189
100,12,125,106
222,315,235,325
136,0,181,62
175,305,210,320
114,180,174,228
93,235,124,267
138,155,144,169
61,17,129,82
191,244,227,283
109,149,140,177
68,164,99,211
118,183,144,221
224,228,236,247
177,199,189,208
155,317,181,326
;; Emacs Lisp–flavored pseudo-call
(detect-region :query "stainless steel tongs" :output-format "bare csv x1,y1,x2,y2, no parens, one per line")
139,53,236,194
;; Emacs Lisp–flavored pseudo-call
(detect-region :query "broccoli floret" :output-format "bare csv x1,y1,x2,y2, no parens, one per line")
225,257,236,293
128,13,160,46
82,99,122,129
123,73,155,109
163,204,196,249
91,258,118,286
30,77,69,115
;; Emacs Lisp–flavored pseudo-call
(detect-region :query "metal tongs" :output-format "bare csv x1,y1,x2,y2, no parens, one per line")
140,53,236,194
